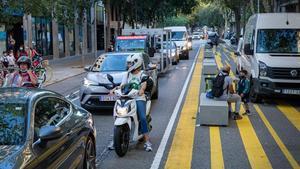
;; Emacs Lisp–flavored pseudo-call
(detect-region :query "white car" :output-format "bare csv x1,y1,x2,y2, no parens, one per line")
192,32,202,40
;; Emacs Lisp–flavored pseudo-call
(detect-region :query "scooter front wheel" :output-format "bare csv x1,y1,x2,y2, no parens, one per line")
114,124,130,157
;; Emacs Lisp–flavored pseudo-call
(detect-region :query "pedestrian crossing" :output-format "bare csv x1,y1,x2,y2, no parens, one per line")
163,45,300,169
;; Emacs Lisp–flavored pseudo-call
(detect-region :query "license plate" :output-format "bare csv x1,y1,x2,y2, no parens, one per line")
99,95,116,101
282,89,300,95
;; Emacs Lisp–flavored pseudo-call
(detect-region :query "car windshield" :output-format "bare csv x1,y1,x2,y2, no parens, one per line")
171,31,185,41
257,29,300,54
0,92,27,145
116,39,146,52
92,54,129,72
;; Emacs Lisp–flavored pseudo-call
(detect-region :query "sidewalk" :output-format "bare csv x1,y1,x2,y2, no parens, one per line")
44,51,104,86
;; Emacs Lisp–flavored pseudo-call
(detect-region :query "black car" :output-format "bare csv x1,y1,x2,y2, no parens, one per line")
0,88,96,169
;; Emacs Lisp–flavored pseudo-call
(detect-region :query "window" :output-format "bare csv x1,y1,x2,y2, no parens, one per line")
34,97,71,141
32,17,53,56
257,29,300,54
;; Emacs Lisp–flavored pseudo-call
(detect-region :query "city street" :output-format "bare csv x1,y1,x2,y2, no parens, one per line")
45,40,300,169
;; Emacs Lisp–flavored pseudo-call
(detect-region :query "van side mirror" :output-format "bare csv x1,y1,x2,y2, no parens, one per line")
244,44,253,55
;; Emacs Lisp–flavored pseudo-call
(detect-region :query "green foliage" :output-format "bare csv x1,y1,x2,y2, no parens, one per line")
158,16,190,27
190,4,224,28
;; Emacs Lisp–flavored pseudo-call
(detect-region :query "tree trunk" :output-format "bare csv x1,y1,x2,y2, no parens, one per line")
234,8,241,42
262,0,272,12
105,0,111,51
250,0,255,14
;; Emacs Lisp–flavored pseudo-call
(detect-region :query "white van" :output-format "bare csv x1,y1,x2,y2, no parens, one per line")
164,26,189,60
238,13,300,102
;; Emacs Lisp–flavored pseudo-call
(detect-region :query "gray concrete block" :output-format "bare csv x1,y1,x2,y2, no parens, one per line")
204,51,215,58
199,93,228,126
203,59,218,75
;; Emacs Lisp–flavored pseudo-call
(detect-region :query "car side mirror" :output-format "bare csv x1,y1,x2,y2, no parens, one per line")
244,44,253,55
39,125,63,141
107,74,114,84
84,65,91,72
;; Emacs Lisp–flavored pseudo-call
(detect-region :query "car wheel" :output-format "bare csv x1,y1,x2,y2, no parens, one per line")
114,125,130,157
152,81,159,100
84,137,96,169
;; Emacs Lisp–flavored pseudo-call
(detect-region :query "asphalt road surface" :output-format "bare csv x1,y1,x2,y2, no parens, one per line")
46,40,300,169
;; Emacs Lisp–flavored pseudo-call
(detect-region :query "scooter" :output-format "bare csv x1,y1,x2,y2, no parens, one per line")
107,74,152,157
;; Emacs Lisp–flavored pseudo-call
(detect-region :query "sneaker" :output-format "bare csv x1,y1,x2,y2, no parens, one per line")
233,113,243,120
144,141,153,152
107,141,114,150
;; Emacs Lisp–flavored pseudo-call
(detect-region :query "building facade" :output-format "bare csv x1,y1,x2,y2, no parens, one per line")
1,1,105,60
274,0,300,12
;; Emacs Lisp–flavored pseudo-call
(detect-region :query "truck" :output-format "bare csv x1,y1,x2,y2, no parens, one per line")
115,28,173,74
237,13,300,102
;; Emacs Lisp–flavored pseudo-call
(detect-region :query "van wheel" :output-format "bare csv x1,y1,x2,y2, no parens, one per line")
250,83,262,103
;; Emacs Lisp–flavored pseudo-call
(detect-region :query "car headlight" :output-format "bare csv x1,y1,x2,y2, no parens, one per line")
182,46,187,51
116,105,130,116
259,61,268,77
171,52,176,57
84,78,98,86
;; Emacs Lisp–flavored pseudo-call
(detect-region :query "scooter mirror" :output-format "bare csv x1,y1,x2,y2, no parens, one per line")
107,74,114,84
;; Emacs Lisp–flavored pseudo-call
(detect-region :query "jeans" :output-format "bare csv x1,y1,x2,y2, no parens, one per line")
216,94,241,114
136,100,149,134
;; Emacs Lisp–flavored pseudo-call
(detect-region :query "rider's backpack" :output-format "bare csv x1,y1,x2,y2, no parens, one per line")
211,72,228,98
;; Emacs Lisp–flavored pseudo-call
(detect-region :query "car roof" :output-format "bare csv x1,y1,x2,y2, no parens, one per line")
100,51,145,56
0,88,59,102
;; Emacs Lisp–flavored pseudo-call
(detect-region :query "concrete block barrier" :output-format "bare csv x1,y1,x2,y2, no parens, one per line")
199,93,228,126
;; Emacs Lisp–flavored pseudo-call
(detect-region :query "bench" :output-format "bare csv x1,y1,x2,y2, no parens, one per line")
199,93,228,126
202,58,218,75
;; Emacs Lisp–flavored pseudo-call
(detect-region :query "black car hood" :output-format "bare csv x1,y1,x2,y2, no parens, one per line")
0,145,22,169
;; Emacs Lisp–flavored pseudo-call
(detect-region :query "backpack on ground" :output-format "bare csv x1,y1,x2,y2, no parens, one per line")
211,72,228,97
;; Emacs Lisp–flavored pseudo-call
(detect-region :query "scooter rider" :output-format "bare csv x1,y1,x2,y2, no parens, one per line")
110,53,153,152
3,56,37,87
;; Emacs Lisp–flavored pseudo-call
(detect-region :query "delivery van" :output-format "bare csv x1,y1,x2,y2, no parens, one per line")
238,13,300,102
164,26,189,60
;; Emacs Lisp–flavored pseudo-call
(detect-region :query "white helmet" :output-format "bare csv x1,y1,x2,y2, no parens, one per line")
127,53,143,72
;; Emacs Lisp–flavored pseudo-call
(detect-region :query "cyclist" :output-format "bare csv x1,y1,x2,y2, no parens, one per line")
3,56,37,87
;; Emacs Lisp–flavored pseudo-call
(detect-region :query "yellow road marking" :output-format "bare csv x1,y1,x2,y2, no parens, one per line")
164,48,204,169
230,52,237,63
215,54,272,169
210,127,224,169
276,102,300,131
254,105,300,168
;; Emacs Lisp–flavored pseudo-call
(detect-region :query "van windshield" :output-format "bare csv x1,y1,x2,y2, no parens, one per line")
257,29,300,54
171,32,185,41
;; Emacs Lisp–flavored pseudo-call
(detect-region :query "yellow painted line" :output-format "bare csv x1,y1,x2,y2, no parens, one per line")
254,105,300,168
276,102,300,131
210,127,224,169
215,55,272,169
230,52,237,63
164,48,204,169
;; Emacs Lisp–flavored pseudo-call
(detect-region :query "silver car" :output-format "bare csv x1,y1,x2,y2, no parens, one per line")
79,52,158,110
